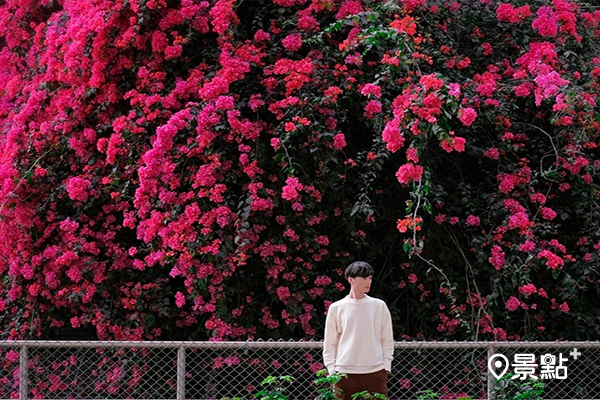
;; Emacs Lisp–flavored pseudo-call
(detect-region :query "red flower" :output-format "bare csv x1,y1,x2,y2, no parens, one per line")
484,148,500,160
66,176,91,202
465,215,480,226
488,245,505,270
538,249,565,269
364,100,382,119
519,284,537,296
281,177,303,201
419,73,444,91
333,133,347,149
360,83,382,98
458,107,477,126
335,0,364,19
282,33,303,51
508,212,530,230
390,16,417,36
505,296,521,311
254,29,270,41
175,291,186,308
496,3,532,23
532,6,558,37
396,163,424,185
400,0,425,12
540,207,557,220
519,240,537,252
457,57,471,69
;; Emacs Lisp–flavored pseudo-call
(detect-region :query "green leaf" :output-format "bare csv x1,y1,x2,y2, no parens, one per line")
145,314,156,326
25,170,34,184
423,202,432,214
260,376,277,385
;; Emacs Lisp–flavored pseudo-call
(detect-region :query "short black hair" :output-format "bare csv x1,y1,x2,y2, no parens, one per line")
345,261,374,280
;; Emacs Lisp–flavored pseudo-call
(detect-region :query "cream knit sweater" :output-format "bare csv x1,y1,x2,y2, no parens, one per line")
323,294,394,375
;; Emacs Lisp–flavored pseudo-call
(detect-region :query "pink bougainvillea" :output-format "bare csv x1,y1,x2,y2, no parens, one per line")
458,107,478,126
0,0,597,353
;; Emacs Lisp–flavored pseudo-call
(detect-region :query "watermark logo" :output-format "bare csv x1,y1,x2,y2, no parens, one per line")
488,354,509,380
488,348,581,381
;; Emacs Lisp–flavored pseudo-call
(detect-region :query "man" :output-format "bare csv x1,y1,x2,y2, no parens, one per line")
323,261,394,400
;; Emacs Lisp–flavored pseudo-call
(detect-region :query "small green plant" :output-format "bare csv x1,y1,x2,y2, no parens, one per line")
416,389,439,399
314,369,347,400
350,390,387,400
253,375,294,400
313,369,386,400
491,373,546,400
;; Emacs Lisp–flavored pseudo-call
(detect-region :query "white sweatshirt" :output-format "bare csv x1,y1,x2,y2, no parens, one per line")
323,294,394,375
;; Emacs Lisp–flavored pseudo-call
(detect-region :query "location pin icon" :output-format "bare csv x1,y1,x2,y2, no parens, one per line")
488,354,509,379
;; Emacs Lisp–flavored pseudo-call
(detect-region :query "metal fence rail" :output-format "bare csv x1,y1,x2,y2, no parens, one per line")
0,341,598,400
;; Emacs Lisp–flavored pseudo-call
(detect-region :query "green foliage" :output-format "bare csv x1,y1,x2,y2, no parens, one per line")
254,375,295,400
491,374,546,400
247,371,389,400
417,389,441,400
350,391,387,400
314,369,347,400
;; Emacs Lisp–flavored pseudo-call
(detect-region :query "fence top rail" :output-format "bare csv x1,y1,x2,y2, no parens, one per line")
0,340,598,349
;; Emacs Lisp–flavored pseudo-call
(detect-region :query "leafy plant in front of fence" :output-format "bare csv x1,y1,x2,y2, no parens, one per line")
254,375,294,400
416,390,439,400
316,368,386,400
416,389,472,400
352,390,388,400
349,391,387,400
491,373,546,400
259,370,386,400
314,369,347,400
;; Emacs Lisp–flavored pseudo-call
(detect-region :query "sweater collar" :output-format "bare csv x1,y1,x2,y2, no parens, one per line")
345,294,370,303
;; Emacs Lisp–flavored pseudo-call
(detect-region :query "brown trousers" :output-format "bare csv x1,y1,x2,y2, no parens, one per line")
334,369,388,400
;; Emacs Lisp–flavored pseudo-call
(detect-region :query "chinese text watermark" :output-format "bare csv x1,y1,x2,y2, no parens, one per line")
488,348,581,380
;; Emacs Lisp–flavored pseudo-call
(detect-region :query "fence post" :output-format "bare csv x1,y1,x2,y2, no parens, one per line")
177,345,186,400
487,345,495,400
19,345,28,400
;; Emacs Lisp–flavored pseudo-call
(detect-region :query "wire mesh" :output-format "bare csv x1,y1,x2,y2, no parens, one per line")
24,345,178,399
0,346,20,399
490,344,600,400
0,341,598,400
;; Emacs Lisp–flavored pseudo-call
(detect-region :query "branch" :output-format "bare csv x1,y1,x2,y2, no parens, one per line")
0,149,53,217
513,121,560,183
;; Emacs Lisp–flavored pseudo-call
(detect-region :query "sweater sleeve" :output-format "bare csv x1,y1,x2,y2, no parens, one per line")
323,304,339,375
381,303,394,372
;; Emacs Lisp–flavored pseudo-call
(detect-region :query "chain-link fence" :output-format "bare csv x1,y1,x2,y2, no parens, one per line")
0,341,598,400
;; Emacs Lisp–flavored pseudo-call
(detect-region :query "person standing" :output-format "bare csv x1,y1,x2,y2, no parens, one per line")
323,261,394,400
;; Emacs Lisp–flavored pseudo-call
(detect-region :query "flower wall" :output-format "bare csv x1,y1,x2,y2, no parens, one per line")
0,0,599,342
